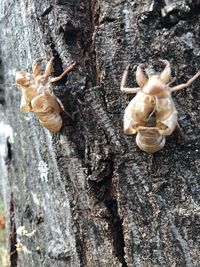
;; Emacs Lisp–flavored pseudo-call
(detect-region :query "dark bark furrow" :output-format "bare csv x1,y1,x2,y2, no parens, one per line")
10,193,18,266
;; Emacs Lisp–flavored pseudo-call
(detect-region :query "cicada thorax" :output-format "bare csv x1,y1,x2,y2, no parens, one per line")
155,95,178,135
123,91,155,134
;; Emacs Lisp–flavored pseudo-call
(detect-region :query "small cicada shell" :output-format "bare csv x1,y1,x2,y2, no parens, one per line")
121,60,200,153
16,57,76,132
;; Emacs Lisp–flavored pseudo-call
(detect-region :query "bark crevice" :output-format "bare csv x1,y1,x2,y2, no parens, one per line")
105,199,127,267
10,193,18,267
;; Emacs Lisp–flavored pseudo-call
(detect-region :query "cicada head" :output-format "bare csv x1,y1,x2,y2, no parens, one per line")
142,75,166,95
141,60,172,96
16,71,32,87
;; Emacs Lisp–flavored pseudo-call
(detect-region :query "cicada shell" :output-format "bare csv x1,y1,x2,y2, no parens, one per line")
121,60,200,153
16,57,76,132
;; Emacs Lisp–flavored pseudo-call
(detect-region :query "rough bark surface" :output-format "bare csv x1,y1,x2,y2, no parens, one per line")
0,0,200,266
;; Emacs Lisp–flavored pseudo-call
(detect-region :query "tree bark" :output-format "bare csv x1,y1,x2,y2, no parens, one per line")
0,0,200,266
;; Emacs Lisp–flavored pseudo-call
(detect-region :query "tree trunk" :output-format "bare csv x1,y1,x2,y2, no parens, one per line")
0,0,200,266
